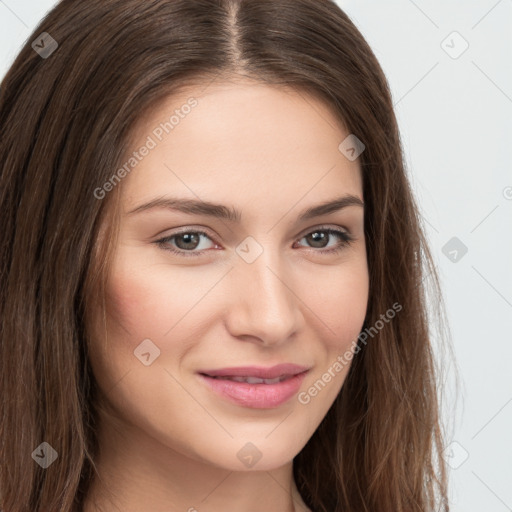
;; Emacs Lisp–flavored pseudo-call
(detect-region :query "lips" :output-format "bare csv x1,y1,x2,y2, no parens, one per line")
196,363,311,408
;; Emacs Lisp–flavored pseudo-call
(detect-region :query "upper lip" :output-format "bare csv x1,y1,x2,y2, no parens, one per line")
198,363,310,379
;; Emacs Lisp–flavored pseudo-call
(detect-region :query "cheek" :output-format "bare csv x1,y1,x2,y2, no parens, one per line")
104,273,157,337
104,259,201,341
304,257,369,346
294,264,368,411
96,253,226,385
87,262,204,413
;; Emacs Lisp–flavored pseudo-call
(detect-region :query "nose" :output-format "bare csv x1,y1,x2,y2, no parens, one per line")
223,249,304,347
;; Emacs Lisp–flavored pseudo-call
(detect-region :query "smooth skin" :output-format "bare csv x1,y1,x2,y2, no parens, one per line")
84,77,369,512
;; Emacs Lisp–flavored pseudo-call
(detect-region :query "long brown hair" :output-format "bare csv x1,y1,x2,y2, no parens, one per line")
0,0,451,510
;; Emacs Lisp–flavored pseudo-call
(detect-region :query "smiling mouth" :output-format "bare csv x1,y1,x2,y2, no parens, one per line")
197,370,309,409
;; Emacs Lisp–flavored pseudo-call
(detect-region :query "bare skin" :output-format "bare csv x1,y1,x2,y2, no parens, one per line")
84,77,369,512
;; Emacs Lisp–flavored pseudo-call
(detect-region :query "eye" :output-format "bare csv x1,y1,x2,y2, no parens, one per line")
155,226,355,257
294,226,354,254
155,229,217,257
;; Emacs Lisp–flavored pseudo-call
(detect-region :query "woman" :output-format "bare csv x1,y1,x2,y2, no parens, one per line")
0,0,451,510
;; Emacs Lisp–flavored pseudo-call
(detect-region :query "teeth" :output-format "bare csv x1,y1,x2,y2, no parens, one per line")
212,375,290,384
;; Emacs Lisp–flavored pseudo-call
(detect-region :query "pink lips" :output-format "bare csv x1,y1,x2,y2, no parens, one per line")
197,363,310,409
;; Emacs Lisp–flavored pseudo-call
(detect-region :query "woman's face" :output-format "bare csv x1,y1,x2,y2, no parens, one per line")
89,79,369,472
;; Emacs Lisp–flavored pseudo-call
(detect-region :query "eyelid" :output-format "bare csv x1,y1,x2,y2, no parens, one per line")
154,224,217,239
296,223,351,239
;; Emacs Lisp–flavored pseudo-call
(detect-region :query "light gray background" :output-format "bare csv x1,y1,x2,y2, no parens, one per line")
1,1,511,510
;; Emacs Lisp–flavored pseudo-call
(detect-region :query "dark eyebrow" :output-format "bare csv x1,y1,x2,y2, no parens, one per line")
127,194,364,222
297,194,364,220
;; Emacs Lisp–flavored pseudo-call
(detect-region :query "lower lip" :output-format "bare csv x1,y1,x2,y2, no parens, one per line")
198,371,308,409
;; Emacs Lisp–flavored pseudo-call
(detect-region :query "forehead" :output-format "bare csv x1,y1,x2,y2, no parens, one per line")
120,81,363,214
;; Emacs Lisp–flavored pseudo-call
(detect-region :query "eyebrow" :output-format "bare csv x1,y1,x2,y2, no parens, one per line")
127,194,364,222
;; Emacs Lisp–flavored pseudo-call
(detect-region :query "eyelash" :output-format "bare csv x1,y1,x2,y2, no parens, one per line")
154,225,355,258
